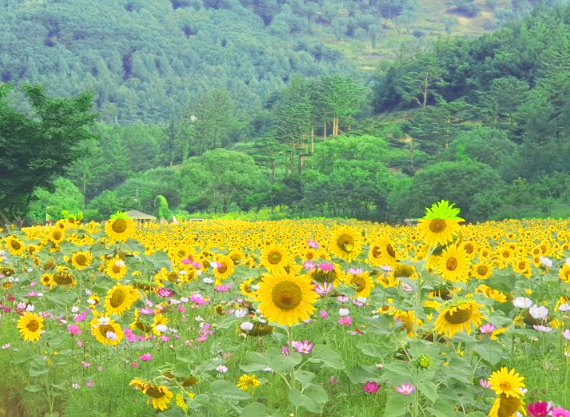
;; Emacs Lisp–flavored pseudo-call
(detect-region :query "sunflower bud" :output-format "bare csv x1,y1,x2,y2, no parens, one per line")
417,354,432,369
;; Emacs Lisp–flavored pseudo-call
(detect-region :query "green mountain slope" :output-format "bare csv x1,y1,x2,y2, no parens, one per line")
0,0,556,123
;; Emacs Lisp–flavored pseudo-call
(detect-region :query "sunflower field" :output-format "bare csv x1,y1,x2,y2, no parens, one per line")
0,202,569,417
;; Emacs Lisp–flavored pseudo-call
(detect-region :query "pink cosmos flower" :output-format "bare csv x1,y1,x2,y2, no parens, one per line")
479,379,491,388
77,339,83,348
281,346,290,356
550,407,570,417
157,288,173,298
67,324,81,335
479,324,496,334
190,294,206,305
130,362,139,368
81,361,90,368
562,329,570,341
319,311,328,319
362,381,381,394
307,240,319,249
74,311,87,323
86,381,95,388
527,401,550,417
315,283,333,296
338,316,352,326
319,262,334,272
160,335,170,342
214,284,231,292
347,268,363,276
330,375,338,385
396,383,415,395
292,340,314,354
303,260,316,270
140,353,153,361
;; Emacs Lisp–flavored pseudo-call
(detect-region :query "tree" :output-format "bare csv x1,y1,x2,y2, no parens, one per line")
180,149,266,212
27,178,84,222
301,135,394,217
0,84,98,224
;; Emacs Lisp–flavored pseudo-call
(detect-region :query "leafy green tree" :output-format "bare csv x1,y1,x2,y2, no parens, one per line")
180,149,266,212
301,135,394,217
393,160,505,220
0,84,98,224
27,178,84,222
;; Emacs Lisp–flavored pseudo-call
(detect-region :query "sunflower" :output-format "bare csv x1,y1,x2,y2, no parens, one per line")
71,251,93,270
236,374,261,391
49,228,65,245
559,263,570,284
256,272,319,327
345,269,374,298
417,200,463,247
26,244,40,257
489,395,526,417
152,314,168,336
488,367,525,398
434,299,484,338
394,310,422,337
329,227,362,261
17,312,44,342
240,278,257,298
475,284,507,303
90,316,123,346
130,379,173,411
213,255,234,280
513,259,531,278
260,243,291,273
130,309,152,333
104,283,137,316
53,267,77,287
105,217,135,242
368,238,398,267
40,273,54,288
435,244,471,283
308,263,343,287
471,261,493,279
106,257,127,280
5,236,25,256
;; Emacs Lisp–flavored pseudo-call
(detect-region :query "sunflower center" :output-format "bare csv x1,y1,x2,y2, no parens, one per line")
112,265,121,274
99,324,114,338
306,251,315,260
477,266,488,275
271,280,303,311
386,243,396,258
167,272,178,283
268,251,282,264
371,246,381,258
351,276,367,292
11,240,21,250
429,219,446,233
112,219,128,233
518,262,526,270
497,396,520,417
27,320,39,332
502,251,510,258
464,243,474,254
76,254,87,265
145,386,165,398
336,234,354,252
136,322,151,332
110,289,126,307
217,263,228,273
53,231,62,240
444,308,473,324
446,258,458,271
312,270,336,284
499,381,512,391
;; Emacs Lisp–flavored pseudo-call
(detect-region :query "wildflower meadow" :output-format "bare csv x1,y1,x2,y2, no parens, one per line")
0,202,569,416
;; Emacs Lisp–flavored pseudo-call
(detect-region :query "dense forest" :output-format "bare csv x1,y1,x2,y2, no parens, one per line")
3,0,570,222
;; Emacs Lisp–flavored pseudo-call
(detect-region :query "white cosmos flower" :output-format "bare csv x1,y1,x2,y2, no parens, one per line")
155,324,168,333
529,305,548,320
512,297,532,309
240,322,254,332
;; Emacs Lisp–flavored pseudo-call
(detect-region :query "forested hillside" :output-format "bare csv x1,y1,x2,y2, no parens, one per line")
3,0,570,223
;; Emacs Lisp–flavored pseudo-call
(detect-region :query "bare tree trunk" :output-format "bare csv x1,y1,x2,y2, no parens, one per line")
323,119,327,141
422,73,429,108
311,128,314,154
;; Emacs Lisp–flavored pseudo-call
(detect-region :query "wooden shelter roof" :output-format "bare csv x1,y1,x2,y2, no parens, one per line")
126,210,157,220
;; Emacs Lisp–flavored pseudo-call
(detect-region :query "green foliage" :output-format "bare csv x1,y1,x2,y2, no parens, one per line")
27,178,84,222
0,84,98,223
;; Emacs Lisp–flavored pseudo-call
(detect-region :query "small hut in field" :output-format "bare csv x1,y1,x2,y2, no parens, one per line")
126,210,157,225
